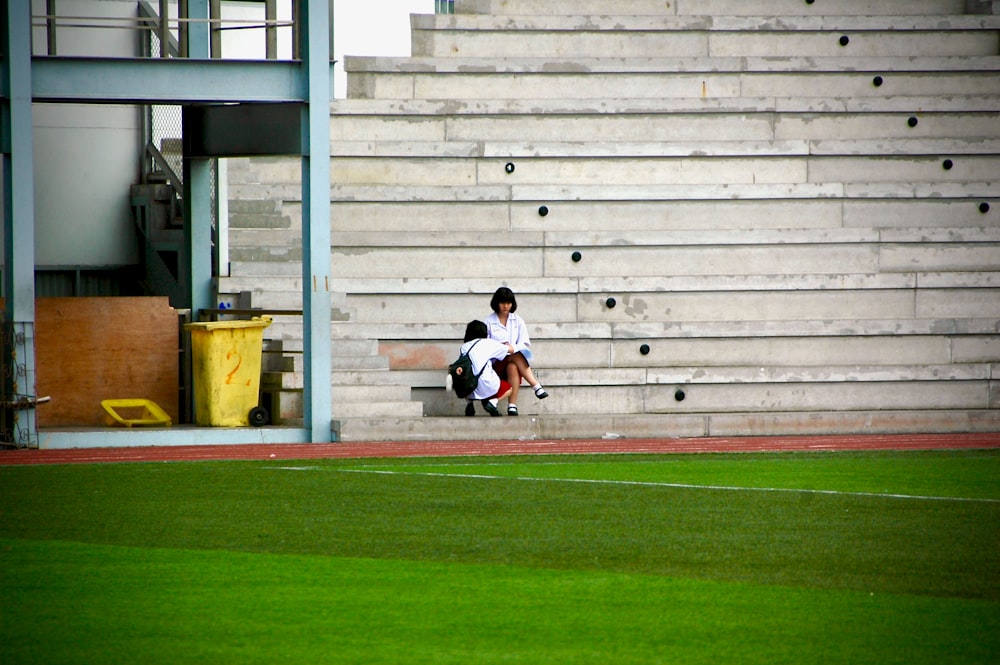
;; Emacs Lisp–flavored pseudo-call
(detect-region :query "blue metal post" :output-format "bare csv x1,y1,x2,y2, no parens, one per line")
184,0,214,318
187,0,211,57
301,0,333,441
2,0,39,447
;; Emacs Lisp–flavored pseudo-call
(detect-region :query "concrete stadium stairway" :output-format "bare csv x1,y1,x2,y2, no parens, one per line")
222,0,1000,441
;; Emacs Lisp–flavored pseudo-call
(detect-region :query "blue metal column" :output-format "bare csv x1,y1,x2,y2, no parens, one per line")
184,0,214,318
301,0,333,441
1,0,39,447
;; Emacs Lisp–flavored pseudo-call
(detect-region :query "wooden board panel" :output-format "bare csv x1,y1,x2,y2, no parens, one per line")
35,298,179,427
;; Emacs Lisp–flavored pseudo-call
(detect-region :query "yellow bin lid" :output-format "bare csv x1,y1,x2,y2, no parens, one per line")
184,316,272,332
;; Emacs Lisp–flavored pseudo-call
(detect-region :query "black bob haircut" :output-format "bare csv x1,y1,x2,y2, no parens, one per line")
464,320,488,342
490,286,518,314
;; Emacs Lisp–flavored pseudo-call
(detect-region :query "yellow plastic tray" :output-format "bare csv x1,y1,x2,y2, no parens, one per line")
101,399,173,427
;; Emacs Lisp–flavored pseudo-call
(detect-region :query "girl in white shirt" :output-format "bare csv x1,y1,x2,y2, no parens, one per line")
484,287,548,416
457,320,513,416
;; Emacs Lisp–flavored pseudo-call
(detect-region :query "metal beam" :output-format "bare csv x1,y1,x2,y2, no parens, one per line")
27,57,307,104
184,0,215,327
2,0,39,447
302,0,333,442
183,103,304,157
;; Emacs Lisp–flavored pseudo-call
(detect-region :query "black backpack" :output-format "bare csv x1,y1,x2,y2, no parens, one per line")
448,340,486,398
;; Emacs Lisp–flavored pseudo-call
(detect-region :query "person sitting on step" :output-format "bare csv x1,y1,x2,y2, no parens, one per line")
484,286,548,417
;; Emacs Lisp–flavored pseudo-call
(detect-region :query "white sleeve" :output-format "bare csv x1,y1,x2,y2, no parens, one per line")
512,315,531,352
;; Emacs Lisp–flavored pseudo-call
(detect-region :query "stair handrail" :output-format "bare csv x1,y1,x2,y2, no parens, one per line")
136,0,181,58
145,142,184,204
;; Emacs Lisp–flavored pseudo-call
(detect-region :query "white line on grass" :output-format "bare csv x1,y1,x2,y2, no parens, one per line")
327,468,1000,504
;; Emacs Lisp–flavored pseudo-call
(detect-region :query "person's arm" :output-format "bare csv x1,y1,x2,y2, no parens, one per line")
511,315,531,353
486,338,513,362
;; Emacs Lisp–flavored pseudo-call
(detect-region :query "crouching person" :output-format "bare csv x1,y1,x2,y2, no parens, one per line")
454,320,513,417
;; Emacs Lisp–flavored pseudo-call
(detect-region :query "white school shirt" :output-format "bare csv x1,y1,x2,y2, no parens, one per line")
460,337,510,400
485,312,531,354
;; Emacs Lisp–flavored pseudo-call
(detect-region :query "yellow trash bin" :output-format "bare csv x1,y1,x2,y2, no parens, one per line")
184,316,272,427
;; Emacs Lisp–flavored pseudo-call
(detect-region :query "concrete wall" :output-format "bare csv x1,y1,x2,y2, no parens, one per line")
27,0,143,269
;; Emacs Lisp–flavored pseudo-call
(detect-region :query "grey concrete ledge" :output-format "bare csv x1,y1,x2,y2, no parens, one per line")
646,364,991,384
331,230,545,247
400,364,991,389
705,409,1000,438
329,185,511,202
223,272,1000,304
343,55,1000,74
516,183,997,201
328,183,847,202
323,274,909,295
332,410,1000,443
459,0,976,18
330,229,888,248
329,318,1000,341
412,14,1000,32
288,182,998,204
329,138,1000,158
330,96,1000,116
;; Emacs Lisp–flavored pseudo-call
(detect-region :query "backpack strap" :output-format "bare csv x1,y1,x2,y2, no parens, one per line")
466,339,489,378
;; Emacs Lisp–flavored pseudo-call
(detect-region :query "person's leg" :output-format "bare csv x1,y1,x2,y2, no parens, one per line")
510,352,548,399
481,380,512,417
506,361,521,414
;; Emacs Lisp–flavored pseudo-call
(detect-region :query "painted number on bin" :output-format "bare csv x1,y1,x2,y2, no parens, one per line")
225,350,251,386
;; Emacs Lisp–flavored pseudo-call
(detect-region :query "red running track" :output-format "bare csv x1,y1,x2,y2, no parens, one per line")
1,432,998,465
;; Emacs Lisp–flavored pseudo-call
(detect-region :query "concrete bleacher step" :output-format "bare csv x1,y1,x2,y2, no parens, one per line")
333,409,1000,443
319,198,993,234
322,158,1000,191
345,57,1000,100
409,14,1000,59
327,113,999,145
457,0,987,16
228,199,292,229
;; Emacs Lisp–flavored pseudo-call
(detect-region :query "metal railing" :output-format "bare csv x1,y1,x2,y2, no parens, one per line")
34,0,298,59
435,1,456,14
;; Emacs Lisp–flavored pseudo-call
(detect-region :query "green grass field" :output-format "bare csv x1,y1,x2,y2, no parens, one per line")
2,449,998,664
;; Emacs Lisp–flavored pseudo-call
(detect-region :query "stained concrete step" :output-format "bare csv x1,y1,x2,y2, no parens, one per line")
328,136,1000,158
415,14,1000,33
347,68,1000,101
328,113,1000,145
267,370,413,401
345,55,1000,75
401,363,992,389
410,17,998,59
327,227,1000,248
332,409,1000,443
332,317,1000,340
317,199,993,234
401,336,995,379
320,156,1000,188
415,380,991,417
334,401,424,419
334,288,997,324
457,0,979,17
316,272,1000,303
344,55,1000,100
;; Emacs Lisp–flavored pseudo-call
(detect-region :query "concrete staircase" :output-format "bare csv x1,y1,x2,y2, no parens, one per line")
221,0,1000,442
